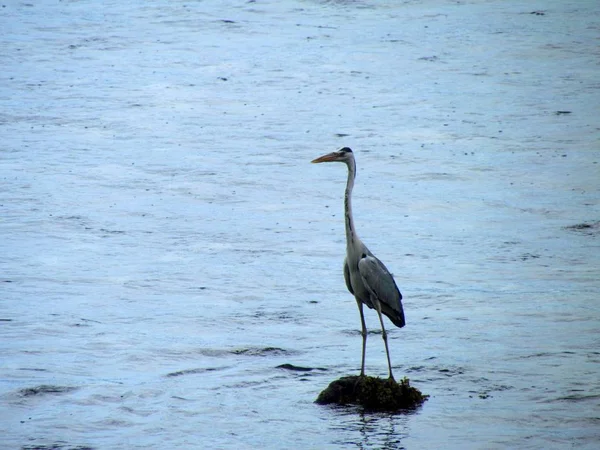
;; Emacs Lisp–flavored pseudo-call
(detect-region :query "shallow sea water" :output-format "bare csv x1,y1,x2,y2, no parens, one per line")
1,0,599,448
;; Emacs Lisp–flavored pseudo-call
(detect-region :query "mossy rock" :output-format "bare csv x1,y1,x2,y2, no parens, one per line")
315,375,428,412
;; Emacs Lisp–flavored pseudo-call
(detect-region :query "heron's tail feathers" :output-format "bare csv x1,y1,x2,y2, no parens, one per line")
382,301,405,328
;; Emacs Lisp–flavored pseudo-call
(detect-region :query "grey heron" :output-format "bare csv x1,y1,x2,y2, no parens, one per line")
312,147,405,380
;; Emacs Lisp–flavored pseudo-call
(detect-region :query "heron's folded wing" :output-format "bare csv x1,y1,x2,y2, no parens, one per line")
358,255,405,327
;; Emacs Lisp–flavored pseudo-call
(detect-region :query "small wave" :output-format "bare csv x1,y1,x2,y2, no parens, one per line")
19,385,78,397
554,392,600,403
231,346,291,356
276,363,327,372
564,221,600,235
22,443,95,450
166,366,227,377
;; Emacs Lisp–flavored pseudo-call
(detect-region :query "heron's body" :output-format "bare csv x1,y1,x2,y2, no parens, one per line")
344,251,405,328
312,147,405,379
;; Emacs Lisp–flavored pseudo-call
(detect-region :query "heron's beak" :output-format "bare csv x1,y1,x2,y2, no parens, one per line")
311,152,340,163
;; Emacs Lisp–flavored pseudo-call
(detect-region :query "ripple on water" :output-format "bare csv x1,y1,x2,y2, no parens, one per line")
18,385,79,397
22,444,96,450
564,221,600,235
276,363,328,372
165,366,229,377
230,346,293,356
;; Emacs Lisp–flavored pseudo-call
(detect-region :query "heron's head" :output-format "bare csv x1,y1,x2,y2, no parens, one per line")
311,147,354,164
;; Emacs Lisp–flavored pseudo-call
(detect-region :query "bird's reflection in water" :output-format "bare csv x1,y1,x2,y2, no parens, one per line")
328,407,415,450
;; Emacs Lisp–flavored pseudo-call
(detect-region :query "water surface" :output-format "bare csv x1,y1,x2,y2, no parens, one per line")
1,1,599,448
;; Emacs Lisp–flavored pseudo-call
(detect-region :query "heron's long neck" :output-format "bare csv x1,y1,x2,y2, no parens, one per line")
344,159,357,247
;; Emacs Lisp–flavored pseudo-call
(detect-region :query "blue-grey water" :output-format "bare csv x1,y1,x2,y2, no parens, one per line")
1,1,599,448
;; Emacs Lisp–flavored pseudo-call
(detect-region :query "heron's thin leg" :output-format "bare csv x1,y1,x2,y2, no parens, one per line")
374,300,394,380
356,300,367,377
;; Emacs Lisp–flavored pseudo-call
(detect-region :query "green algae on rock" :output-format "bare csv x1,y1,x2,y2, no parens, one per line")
315,376,428,412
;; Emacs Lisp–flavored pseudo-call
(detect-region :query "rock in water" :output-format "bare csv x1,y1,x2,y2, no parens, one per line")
315,376,428,412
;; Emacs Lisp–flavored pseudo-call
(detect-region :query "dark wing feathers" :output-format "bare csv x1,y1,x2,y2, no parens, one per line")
358,255,405,328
